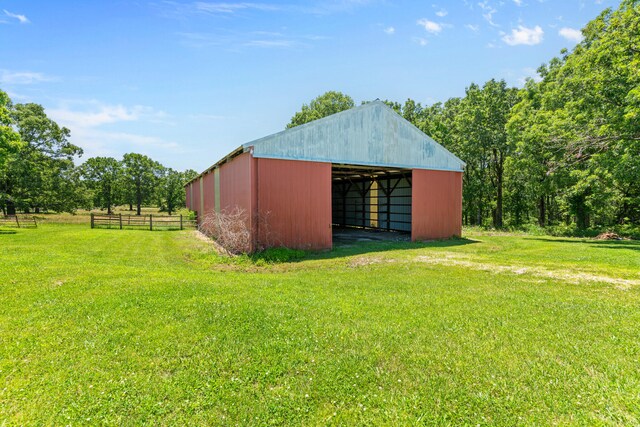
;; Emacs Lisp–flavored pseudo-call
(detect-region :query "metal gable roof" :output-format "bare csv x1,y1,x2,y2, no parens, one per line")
243,100,465,172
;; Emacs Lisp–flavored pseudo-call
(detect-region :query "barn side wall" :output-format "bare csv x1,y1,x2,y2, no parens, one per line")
256,158,332,250
192,179,201,218
201,171,216,217
218,152,255,219
185,183,192,211
411,169,463,241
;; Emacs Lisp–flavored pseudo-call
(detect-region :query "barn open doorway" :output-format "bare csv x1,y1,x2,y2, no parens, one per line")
331,164,412,244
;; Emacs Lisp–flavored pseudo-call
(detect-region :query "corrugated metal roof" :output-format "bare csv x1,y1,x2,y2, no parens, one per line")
186,101,465,185
244,101,465,172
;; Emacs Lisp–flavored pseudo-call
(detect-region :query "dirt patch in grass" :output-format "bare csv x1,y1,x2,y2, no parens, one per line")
414,254,640,290
190,230,228,254
348,256,384,268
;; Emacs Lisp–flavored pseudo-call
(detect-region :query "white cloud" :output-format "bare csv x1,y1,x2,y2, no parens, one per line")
513,0,523,6
99,131,178,148
244,39,297,48
0,70,54,85
3,9,29,24
193,2,279,14
189,113,228,120
177,30,317,49
413,37,428,46
383,26,395,35
48,101,168,128
478,1,498,26
559,27,583,42
465,24,480,32
435,9,448,17
47,101,176,159
502,25,543,45
517,67,542,86
160,1,371,17
70,128,179,159
417,18,442,34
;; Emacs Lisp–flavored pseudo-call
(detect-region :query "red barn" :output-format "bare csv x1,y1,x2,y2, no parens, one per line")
185,101,465,251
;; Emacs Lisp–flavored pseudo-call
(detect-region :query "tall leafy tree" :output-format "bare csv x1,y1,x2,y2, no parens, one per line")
287,91,355,128
454,80,518,227
0,90,23,215
5,102,83,214
158,168,188,215
122,153,162,216
508,0,640,228
81,157,121,214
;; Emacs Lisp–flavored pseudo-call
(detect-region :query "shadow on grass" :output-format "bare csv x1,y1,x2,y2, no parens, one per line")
254,237,479,263
0,229,18,235
525,237,640,251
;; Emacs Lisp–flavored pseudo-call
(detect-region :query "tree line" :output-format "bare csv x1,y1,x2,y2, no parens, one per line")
2,1,636,231
288,1,639,233
0,91,197,216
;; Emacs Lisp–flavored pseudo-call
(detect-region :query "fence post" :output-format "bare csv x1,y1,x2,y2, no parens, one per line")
119,213,123,229
15,215,20,228
91,213,94,229
150,214,153,231
180,214,183,230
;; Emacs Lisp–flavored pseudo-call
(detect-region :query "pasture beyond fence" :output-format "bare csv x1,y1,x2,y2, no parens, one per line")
0,215,37,228
90,213,197,231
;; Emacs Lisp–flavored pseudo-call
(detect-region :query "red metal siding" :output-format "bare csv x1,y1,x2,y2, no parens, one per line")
202,171,216,216
185,183,191,211
219,152,255,215
256,158,332,250
411,169,463,241
192,179,201,220
218,153,256,249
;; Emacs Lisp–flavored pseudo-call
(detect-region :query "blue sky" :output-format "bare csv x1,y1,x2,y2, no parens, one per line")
1,0,615,172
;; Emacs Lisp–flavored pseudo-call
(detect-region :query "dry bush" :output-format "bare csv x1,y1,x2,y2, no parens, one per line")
199,207,278,254
595,231,622,240
199,207,252,254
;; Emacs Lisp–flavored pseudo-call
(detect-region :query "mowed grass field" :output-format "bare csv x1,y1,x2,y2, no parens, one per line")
1,224,640,425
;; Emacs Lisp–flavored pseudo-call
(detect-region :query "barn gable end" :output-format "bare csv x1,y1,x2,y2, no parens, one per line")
244,101,464,172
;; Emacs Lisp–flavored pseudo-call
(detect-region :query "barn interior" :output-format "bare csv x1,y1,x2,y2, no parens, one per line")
331,163,412,243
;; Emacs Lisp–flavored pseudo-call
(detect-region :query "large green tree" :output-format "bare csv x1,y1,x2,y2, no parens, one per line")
81,157,121,214
122,153,162,216
3,101,83,214
453,80,518,228
507,0,640,228
287,91,355,128
0,90,23,215
157,168,183,216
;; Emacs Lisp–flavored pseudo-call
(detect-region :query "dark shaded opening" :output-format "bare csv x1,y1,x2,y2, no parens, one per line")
331,163,412,242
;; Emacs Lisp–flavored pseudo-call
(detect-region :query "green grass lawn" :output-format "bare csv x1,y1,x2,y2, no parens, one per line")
1,224,639,425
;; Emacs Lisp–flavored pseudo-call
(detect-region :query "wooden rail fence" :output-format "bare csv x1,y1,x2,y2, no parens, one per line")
0,215,37,228
90,213,197,231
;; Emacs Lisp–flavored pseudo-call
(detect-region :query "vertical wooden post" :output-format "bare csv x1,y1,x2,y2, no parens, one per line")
149,214,153,231
180,214,183,230
15,215,20,228
119,213,122,229
91,213,94,229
